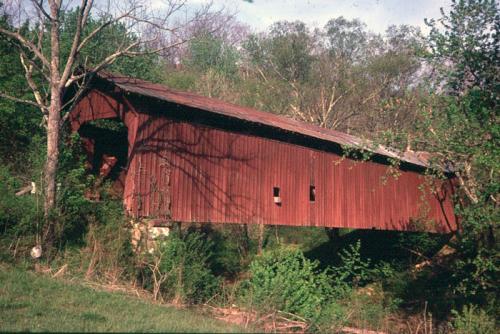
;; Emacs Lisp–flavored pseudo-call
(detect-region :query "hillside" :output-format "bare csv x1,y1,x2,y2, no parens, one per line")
0,265,246,333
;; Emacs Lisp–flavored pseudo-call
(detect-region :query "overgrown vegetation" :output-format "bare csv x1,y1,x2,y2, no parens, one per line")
0,0,498,332
244,248,336,324
142,229,221,305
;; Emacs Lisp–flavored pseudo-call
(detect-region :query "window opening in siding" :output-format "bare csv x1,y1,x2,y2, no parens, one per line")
273,187,281,205
310,185,316,202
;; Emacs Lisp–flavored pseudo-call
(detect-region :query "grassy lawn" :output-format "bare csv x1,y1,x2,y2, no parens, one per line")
0,265,246,332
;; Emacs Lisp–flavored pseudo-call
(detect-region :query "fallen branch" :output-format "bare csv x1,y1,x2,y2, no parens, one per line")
15,184,33,196
52,264,68,278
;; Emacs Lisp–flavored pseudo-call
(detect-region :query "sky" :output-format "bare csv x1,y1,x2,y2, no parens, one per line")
189,0,451,35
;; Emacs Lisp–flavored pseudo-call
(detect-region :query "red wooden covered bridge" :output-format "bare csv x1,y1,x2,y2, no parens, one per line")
68,72,457,233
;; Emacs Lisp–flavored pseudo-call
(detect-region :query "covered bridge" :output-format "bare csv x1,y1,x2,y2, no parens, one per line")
68,72,457,233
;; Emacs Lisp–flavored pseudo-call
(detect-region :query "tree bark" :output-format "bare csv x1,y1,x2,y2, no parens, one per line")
43,0,62,249
44,94,61,215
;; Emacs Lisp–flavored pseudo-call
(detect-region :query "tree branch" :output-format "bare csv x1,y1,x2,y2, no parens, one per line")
76,8,137,54
20,52,49,113
30,0,53,21
0,91,41,109
60,0,92,88
0,27,50,69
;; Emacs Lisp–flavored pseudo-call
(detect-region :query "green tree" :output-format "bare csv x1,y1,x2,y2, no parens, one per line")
245,21,315,83
0,10,42,168
324,17,368,62
186,31,239,77
417,0,499,306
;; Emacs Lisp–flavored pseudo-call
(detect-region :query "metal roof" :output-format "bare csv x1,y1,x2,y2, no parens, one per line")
94,71,433,169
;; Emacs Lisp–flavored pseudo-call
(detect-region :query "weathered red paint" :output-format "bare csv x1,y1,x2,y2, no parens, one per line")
69,73,458,233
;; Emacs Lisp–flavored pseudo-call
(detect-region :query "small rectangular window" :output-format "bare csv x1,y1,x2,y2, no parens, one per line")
310,185,316,202
273,187,281,205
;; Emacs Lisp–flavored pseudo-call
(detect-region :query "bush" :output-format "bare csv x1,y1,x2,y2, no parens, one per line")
0,166,40,262
0,166,39,238
147,229,220,305
450,305,496,334
244,247,336,322
332,240,373,286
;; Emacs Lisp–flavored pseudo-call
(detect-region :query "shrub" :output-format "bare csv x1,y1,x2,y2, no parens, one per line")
332,240,373,286
245,247,335,322
147,229,220,305
0,166,39,238
450,305,496,334
0,165,40,261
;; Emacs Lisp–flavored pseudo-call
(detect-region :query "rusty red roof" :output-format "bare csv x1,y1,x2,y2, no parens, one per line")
94,71,433,169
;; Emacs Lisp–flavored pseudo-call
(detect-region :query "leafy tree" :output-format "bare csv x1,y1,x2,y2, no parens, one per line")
415,0,499,306
0,10,42,168
186,31,239,77
324,17,368,62
245,21,315,83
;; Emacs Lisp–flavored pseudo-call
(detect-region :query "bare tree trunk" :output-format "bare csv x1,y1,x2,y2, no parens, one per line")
43,1,62,249
43,94,61,245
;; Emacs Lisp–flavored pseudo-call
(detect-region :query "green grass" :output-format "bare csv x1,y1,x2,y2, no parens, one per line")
0,265,246,332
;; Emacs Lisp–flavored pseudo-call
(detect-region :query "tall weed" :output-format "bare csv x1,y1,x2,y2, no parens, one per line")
450,305,496,334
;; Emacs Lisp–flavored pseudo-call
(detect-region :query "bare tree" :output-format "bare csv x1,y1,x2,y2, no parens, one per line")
0,0,218,250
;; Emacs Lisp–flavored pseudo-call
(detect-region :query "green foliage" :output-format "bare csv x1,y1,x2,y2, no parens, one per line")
427,0,498,99
161,69,197,91
151,230,220,304
209,225,255,277
396,231,447,257
0,166,39,239
332,240,373,286
54,133,96,245
451,245,499,305
186,32,239,78
450,304,497,334
59,10,164,82
72,199,132,280
325,17,368,61
0,13,43,169
245,21,315,82
420,0,499,307
245,247,335,322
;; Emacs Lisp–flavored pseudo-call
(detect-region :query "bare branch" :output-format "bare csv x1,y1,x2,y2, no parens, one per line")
0,91,41,109
0,27,50,68
20,52,49,113
124,38,187,56
60,0,93,88
30,0,52,21
76,8,137,54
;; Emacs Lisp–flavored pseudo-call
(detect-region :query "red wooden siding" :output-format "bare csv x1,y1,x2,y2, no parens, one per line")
70,88,457,233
